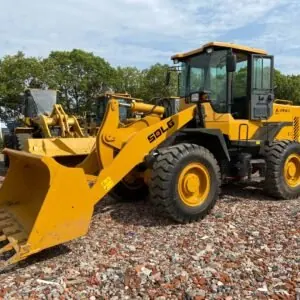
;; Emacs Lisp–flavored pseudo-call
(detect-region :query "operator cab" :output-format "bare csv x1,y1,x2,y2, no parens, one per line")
21,88,57,118
171,42,275,121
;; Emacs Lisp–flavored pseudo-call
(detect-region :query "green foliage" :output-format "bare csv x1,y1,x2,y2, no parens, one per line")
0,50,180,123
113,63,178,100
0,47,300,126
274,69,300,103
138,63,178,100
113,66,142,97
0,52,46,122
44,49,115,114
233,67,247,98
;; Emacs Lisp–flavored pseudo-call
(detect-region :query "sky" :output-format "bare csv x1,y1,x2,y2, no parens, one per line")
0,0,300,74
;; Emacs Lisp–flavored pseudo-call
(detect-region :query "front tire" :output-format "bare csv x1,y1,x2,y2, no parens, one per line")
263,140,300,199
149,143,221,223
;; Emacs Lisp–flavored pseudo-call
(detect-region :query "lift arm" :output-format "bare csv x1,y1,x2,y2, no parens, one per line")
89,100,197,204
0,99,196,268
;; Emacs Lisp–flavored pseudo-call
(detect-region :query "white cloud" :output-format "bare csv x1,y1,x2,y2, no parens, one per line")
234,1,300,74
272,55,300,75
0,0,299,73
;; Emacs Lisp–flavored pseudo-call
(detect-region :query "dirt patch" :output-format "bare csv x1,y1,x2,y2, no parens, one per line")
0,180,298,299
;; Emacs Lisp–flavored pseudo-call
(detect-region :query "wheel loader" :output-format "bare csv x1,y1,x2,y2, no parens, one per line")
82,91,145,136
0,41,300,268
3,88,95,166
4,90,143,164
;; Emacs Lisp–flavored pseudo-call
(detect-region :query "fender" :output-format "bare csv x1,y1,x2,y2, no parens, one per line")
177,128,230,161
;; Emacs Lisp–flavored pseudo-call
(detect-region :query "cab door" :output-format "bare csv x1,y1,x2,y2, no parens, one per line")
250,55,274,121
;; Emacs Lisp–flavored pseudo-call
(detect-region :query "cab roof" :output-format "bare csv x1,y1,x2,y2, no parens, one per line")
171,41,268,60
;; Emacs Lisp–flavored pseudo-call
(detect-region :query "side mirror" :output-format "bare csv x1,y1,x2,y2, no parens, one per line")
165,71,171,86
226,53,236,73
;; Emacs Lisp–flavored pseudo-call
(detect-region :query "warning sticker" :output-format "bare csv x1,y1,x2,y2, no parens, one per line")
101,176,114,191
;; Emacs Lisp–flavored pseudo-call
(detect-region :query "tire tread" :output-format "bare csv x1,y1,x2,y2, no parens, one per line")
264,139,300,199
149,143,221,223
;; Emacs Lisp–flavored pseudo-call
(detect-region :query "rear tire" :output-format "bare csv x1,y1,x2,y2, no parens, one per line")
149,143,221,223
263,140,300,199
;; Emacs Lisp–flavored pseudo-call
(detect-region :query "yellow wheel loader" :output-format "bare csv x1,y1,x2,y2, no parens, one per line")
9,91,145,168
1,41,300,268
3,88,95,166
82,91,145,136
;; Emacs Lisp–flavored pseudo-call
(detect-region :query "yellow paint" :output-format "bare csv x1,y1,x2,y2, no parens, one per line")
0,149,94,265
89,101,197,203
12,103,88,161
284,154,300,187
201,101,300,142
101,177,114,191
3,82,300,267
130,102,165,115
32,104,85,138
0,97,197,267
103,115,162,150
27,137,96,156
201,102,260,140
178,162,210,207
102,91,144,103
171,41,267,60
267,102,300,141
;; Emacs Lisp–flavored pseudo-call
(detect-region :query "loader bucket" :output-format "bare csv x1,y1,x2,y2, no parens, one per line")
0,148,94,267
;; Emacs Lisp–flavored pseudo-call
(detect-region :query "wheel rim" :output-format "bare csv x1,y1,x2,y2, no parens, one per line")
178,162,210,207
284,153,300,187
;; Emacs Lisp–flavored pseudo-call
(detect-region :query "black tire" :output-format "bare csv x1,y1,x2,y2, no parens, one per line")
263,140,300,199
3,134,16,167
3,133,31,167
109,174,149,202
149,143,221,223
4,153,9,168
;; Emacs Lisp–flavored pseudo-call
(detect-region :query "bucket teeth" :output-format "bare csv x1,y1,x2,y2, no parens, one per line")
0,215,10,222
0,211,28,267
0,221,14,230
2,224,22,236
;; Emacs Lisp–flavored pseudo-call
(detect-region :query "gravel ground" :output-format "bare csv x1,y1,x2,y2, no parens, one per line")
0,171,299,299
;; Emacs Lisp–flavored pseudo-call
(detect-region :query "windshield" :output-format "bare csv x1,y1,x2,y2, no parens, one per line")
29,89,57,115
179,49,228,113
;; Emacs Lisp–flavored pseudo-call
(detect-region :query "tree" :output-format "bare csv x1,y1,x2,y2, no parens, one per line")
0,52,46,123
274,69,300,104
44,49,115,114
113,66,142,97
113,64,179,101
139,63,178,100
2,47,300,124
